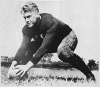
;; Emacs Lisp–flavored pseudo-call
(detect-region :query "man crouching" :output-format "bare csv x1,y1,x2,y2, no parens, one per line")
8,1,95,82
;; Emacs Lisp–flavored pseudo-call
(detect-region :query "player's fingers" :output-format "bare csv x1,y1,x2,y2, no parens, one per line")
7,72,10,78
16,69,24,76
7,70,10,77
16,69,22,74
14,65,20,69
7,70,11,78
21,71,25,77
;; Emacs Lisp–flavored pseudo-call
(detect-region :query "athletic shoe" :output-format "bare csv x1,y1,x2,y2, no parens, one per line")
86,74,96,82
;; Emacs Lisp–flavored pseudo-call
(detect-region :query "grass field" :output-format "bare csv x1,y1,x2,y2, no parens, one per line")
1,66,99,86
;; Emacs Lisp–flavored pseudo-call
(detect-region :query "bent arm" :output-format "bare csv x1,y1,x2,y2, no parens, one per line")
14,35,31,64
29,20,58,65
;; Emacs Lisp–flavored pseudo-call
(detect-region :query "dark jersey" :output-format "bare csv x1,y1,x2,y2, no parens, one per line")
14,13,72,64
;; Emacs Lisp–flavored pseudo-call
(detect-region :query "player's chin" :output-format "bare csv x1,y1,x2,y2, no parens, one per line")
27,24,33,27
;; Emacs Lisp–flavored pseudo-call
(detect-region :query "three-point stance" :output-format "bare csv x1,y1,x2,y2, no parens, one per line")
8,1,95,81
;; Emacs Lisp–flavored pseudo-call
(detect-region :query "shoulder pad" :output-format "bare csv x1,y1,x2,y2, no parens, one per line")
40,13,54,29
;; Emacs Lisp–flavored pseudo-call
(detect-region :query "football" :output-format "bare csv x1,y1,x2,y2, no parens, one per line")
8,68,28,80
8,68,20,78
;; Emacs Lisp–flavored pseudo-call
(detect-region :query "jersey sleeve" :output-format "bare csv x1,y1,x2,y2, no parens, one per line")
14,35,31,63
30,18,58,65
14,25,32,63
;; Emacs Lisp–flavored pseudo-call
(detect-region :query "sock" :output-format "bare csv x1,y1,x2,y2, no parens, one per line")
67,54,93,76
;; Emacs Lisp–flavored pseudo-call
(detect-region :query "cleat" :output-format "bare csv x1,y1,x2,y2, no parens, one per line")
86,74,96,82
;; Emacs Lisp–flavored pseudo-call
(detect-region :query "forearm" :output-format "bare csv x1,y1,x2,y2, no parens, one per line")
14,47,27,63
30,46,47,65
14,35,31,63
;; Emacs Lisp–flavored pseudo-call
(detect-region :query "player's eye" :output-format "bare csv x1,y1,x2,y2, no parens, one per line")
24,17,26,19
27,15,31,18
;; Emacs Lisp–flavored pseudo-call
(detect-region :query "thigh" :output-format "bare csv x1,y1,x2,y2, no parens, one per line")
58,30,78,52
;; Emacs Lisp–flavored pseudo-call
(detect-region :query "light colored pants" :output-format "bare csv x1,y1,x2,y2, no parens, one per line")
57,30,78,61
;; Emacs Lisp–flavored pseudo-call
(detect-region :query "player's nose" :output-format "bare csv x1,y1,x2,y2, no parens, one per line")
26,18,30,23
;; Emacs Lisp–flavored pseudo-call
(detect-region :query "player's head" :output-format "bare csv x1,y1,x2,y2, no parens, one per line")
21,1,39,27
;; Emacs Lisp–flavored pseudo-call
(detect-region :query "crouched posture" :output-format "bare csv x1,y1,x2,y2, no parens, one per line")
8,2,95,81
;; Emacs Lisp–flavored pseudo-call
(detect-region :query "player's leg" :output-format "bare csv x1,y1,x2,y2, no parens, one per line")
20,41,42,65
57,31,95,81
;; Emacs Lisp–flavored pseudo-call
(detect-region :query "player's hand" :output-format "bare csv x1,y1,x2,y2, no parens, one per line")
7,61,17,78
14,65,29,77
7,68,12,78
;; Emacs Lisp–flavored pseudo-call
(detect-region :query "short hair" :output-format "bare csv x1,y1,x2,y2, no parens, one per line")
21,1,39,14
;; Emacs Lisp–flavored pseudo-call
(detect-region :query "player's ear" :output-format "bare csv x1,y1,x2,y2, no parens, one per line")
36,13,39,18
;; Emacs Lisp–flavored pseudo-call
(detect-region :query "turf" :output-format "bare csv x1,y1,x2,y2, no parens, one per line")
1,66,99,86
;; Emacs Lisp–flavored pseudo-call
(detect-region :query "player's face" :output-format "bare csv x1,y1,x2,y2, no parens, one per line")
23,11,38,27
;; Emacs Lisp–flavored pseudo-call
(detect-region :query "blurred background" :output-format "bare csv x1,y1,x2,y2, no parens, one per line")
0,0,99,62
